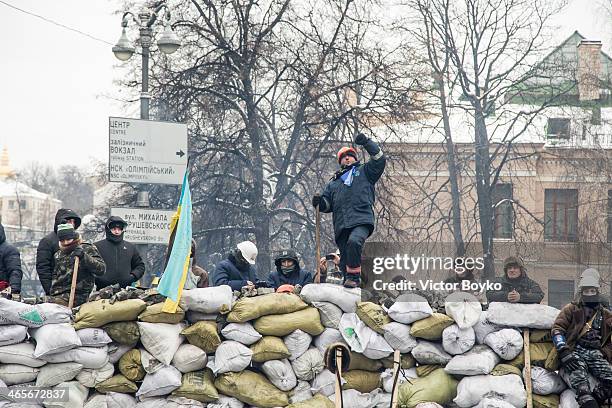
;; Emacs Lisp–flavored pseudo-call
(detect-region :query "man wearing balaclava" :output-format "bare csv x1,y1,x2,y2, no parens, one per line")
551,268,612,408
211,241,258,291
94,216,145,289
312,133,386,288
267,250,313,290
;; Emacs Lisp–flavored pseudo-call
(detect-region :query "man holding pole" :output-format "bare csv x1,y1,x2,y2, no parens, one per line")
312,133,386,288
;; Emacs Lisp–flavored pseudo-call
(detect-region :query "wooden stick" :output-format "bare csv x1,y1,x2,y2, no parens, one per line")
335,348,343,408
315,205,321,283
68,257,80,310
523,329,533,408
391,349,401,408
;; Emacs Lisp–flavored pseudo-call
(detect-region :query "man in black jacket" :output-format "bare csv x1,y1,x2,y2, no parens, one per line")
267,250,313,290
486,256,544,304
211,241,258,291
94,216,145,289
0,223,22,301
312,133,386,288
36,208,81,295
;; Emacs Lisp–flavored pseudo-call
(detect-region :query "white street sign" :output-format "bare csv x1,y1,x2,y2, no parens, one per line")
109,117,188,184
110,207,175,244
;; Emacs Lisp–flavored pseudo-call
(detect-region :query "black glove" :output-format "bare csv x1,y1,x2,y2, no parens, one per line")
312,194,321,208
72,246,85,259
559,347,581,371
354,133,369,146
255,280,270,289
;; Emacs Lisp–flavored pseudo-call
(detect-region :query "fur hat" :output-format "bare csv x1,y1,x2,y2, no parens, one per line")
503,256,524,272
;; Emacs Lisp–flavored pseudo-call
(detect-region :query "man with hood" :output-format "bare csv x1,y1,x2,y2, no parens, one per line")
551,268,612,408
312,133,386,288
94,216,145,289
36,208,81,295
0,223,23,301
267,250,313,290
486,256,543,304
211,241,258,291
50,223,106,306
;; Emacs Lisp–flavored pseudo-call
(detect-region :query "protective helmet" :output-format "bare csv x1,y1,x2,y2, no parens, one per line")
277,284,295,293
337,147,358,164
236,241,258,265
579,268,600,288
274,249,299,267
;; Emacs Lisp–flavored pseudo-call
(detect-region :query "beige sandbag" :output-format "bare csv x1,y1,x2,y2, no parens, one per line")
251,336,291,363
254,308,324,337
287,393,335,408
181,321,221,353
95,374,138,393
104,321,140,346
490,364,522,376
139,303,186,324
410,313,454,340
214,370,289,408
227,293,308,323
356,302,391,334
342,370,381,393
349,352,384,372
416,365,442,377
530,330,552,343
534,394,560,408
74,299,147,330
398,368,458,408
381,354,416,370
544,346,559,371
118,349,145,381
508,342,554,369
172,369,219,403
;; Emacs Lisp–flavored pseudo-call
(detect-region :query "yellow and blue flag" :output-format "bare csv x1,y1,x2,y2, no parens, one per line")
157,170,192,313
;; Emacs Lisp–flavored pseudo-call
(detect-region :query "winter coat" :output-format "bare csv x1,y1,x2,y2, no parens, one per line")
36,208,81,295
211,254,257,291
551,302,612,363
94,218,145,289
50,237,106,307
0,224,22,293
267,267,313,289
486,268,544,304
319,139,386,241
193,264,209,288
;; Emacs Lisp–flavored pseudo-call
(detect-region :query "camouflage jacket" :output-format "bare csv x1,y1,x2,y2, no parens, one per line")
50,240,106,306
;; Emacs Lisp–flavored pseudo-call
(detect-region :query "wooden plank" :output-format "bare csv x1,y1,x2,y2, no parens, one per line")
524,329,533,408
391,349,401,408
335,349,343,408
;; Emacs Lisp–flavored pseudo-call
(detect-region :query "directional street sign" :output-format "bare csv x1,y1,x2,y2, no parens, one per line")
110,207,175,244
109,117,188,184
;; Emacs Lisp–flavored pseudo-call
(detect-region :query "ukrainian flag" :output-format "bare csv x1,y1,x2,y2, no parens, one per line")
157,170,192,313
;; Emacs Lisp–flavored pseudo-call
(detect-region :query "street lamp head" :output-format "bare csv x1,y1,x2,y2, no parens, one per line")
112,26,135,61
157,25,181,55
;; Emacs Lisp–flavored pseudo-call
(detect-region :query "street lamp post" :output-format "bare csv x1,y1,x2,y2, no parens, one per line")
112,2,181,284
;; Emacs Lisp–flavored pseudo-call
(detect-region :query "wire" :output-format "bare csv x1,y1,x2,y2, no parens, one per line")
0,0,115,46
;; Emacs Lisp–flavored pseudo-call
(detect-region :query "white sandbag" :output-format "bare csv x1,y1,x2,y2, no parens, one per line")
135,399,166,408
221,323,262,346
171,344,207,373
44,381,88,408
560,389,579,408
166,396,205,408
206,395,245,408
291,347,324,381
140,349,163,374
261,358,297,391
0,343,46,367
284,330,312,361
527,366,566,395
77,328,112,347
339,313,373,353
486,303,560,329
300,283,361,313
84,394,107,408
0,325,28,346
328,389,380,408
76,362,114,388
179,285,233,313
377,394,393,408
363,332,394,360
411,341,452,365
474,398,517,408
442,324,475,355
211,341,252,374
137,322,185,365
473,312,505,344
387,294,433,324
36,362,82,387
383,322,417,353
291,380,314,404
484,329,523,360
312,302,343,329
0,299,71,327
31,323,81,358
381,367,417,393
42,346,109,369
108,343,132,364
107,392,137,408
454,374,526,408
310,369,338,397
444,345,500,376
314,328,345,354
444,292,482,329
0,364,39,385
136,365,182,399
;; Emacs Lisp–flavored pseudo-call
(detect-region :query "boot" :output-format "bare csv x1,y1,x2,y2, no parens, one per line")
577,388,600,408
593,384,612,405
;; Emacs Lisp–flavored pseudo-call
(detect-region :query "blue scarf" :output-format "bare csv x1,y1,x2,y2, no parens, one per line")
340,166,356,186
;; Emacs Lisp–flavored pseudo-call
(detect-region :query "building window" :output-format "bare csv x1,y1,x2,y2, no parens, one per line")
544,189,578,242
548,279,575,309
546,118,570,139
492,184,513,239
19,200,26,210
8,200,14,210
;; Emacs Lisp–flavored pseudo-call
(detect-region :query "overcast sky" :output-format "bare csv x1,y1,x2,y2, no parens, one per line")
0,0,610,171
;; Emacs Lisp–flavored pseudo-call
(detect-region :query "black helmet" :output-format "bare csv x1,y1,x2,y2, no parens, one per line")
274,249,299,267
